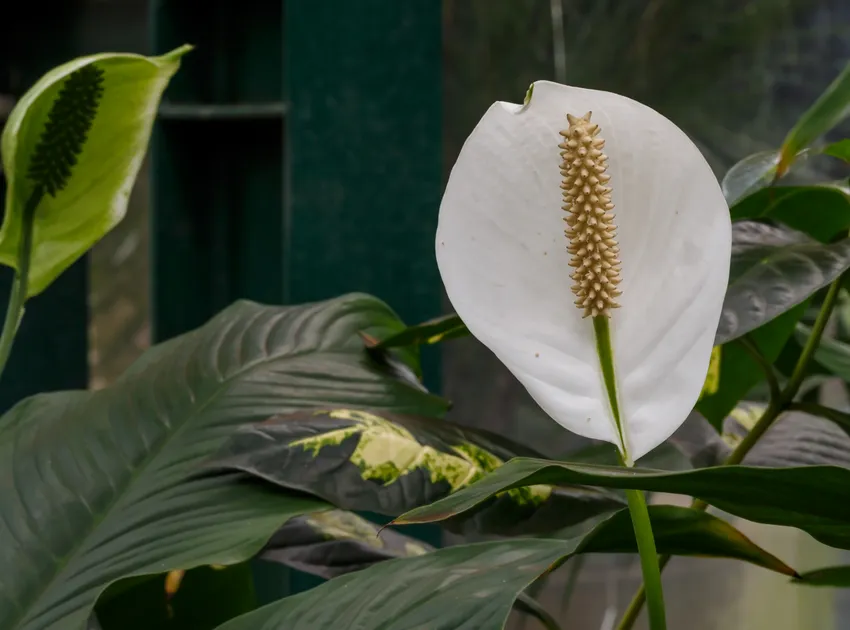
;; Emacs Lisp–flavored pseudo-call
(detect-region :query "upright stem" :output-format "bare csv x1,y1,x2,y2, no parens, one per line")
625,488,667,630
615,275,845,630
593,314,666,629
0,188,42,381
738,336,781,401
514,592,564,630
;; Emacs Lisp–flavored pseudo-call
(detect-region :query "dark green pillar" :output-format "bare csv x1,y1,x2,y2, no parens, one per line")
284,0,443,391
149,0,287,341
149,0,443,600
283,0,444,585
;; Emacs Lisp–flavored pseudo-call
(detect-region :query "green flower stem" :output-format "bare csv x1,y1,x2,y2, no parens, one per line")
593,315,666,630
0,187,42,381
625,488,667,630
615,275,845,630
738,336,781,401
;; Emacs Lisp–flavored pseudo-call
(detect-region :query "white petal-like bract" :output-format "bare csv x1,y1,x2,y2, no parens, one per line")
437,81,731,460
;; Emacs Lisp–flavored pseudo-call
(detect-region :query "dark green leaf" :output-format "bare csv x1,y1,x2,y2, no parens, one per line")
0,294,445,630
396,457,850,549
823,139,850,163
261,509,433,579
730,184,850,243
699,303,807,428
261,509,560,630
371,313,468,349
214,506,795,630
715,222,850,345
779,61,850,174
218,539,565,630
721,150,779,206
575,506,796,577
212,409,625,535
795,566,850,587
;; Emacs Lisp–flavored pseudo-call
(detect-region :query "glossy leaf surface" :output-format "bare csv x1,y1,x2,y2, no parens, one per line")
0,294,443,630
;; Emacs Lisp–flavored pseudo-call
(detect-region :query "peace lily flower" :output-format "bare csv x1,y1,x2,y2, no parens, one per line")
437,81,731,463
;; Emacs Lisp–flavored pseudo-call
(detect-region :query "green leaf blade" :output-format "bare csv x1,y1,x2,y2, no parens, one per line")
214,506,796,630
372,313,468,349
715,222,850,345
212,408,625,535
796,565,850,587
395,458,850,550
0,293,443,630
822,139,850,162
780,60,850,173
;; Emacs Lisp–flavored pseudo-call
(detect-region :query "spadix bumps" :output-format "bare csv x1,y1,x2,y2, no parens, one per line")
436,80,730,459
560,112,622,318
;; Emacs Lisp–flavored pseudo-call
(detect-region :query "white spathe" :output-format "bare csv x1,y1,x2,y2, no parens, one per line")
436,80,731,460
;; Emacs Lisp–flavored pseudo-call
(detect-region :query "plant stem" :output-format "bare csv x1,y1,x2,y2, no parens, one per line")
625,488,667,630
514,592,564,630
783,278,843,400
0,188,42,381
615,553,671,630
592,314,666,629
738,336,781,401
614,275,845,630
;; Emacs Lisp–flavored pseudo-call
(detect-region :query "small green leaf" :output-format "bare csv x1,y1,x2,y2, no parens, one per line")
396,457,850,550
721,150,780,206
214,506,796,630
715,222,850,345
212,408,624,536
371,313,469,349
0,46,190,295
779,60,850,175
796,566,850,587
823,139,850,162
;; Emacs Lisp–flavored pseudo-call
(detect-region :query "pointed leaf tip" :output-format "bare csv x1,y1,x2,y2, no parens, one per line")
158,44,194,64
